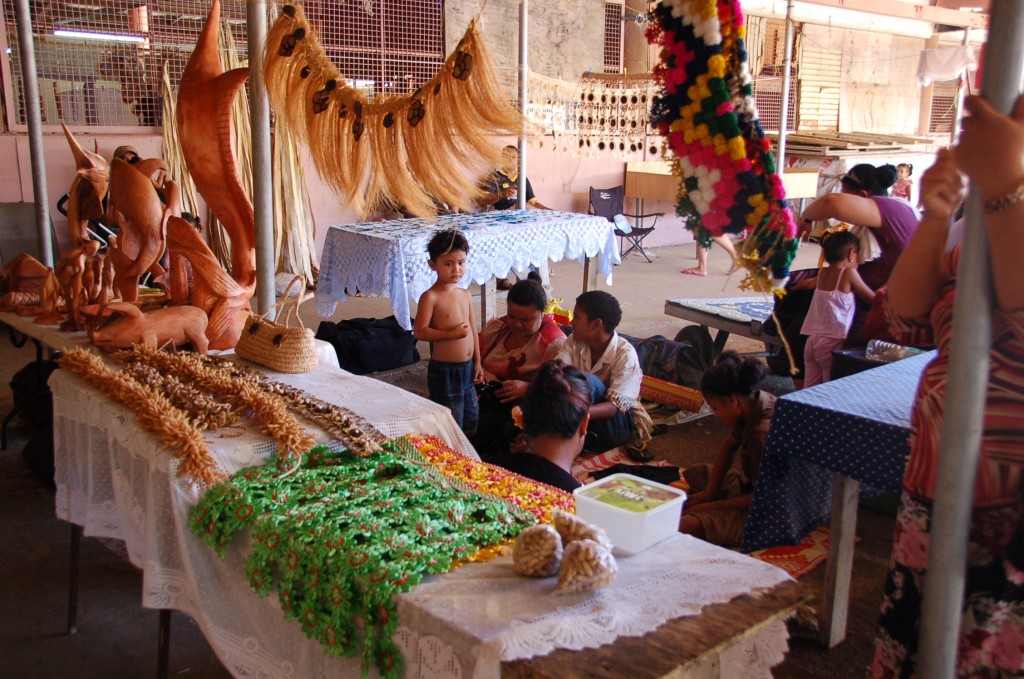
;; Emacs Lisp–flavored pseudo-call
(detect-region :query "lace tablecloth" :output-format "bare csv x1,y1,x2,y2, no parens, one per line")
315,211,620,329
52,367,794,678
741,351,935,552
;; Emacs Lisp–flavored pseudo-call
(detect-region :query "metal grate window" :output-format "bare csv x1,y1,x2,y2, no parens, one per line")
303,0,444,99
753,75,799,132
603,2,623,74
928,79,960,135
0,0,445,130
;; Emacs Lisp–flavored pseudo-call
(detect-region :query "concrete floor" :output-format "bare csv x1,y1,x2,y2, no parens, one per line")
0,240,894,677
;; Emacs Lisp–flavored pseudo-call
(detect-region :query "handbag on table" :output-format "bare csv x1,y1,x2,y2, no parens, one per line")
235,276,318,373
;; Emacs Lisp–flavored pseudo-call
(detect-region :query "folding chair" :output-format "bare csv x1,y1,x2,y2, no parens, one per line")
588,185,663,262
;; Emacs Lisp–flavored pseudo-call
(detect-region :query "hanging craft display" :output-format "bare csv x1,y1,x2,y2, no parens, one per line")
263,4,520,218
647,0,798,290
191,438,536,678
529,71,660,159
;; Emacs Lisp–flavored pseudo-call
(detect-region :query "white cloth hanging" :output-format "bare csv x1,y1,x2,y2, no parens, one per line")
917,45,977,86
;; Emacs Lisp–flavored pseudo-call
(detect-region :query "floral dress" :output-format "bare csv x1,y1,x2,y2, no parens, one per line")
870,246,1024,678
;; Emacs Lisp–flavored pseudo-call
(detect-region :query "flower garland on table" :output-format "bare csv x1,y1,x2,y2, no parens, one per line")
190,437,536,679
408,434,575,524
647,0,799,292
123,363,235,431
58,348,224,488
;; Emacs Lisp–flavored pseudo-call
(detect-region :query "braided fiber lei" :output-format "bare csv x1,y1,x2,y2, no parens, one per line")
648,0,799,290
190,437,537,678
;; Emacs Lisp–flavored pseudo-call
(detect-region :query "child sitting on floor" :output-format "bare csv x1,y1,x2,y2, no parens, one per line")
553,290,653,461
800,231,875,387
414,230,483,435
680,352,775,547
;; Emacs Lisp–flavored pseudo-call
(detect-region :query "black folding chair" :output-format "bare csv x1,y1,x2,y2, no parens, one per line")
588,185,663,262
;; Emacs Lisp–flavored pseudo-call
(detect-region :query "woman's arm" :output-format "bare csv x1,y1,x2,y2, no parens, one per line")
955,95,1024,312
801,192,883,229
886,150,961,319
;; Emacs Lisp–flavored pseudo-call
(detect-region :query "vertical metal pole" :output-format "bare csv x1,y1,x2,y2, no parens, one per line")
67,523,81,635
917,2,1024,676
517,0,528,210
14,0,53,267
249,0,275,314
777,0,795,171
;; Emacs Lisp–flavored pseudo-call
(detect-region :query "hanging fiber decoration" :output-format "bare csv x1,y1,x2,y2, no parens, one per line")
647,0,798,291
264,4,520,219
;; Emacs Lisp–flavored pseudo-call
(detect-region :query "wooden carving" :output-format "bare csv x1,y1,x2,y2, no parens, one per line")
61,122,109,248
87,302,210,354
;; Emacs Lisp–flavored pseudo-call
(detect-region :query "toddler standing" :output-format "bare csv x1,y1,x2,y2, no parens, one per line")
414,230,483,435
892,162,914,202
800,231,875,387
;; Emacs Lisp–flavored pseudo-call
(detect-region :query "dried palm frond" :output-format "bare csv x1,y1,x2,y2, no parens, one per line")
263,4,520,218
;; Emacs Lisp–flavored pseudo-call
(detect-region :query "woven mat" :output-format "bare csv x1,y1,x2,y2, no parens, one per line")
572,449,830,579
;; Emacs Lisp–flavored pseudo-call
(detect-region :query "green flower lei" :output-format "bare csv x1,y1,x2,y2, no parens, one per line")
190,437,536,678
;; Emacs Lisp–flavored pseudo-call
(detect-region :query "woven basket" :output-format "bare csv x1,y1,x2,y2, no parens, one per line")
235,276,318,373
639,375,704,412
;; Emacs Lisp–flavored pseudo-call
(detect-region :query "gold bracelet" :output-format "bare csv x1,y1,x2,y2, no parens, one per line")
983,182,1024,215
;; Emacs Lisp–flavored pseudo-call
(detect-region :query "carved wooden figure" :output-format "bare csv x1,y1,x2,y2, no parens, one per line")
88,302,210,354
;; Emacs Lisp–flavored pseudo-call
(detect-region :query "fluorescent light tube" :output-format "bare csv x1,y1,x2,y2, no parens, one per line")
53,29,145,43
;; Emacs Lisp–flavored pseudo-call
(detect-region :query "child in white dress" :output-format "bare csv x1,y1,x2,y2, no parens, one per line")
800,231,875,387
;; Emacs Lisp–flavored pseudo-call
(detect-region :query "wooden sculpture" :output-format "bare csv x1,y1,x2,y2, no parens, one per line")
34,269,64,326
105,158,175,302
60,122,109,247
56,239,101,330
87,302,209,354
172,0,257,349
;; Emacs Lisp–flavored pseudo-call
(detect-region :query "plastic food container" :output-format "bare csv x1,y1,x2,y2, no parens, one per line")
573,473,687,554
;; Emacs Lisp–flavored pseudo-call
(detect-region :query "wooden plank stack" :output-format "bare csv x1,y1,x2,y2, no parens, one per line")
767,131,935,156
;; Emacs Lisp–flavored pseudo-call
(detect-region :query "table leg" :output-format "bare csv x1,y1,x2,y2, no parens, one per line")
157,609,171,679
582,257,598,292
818,473,860,648
479,279,497,328
68,523,82,635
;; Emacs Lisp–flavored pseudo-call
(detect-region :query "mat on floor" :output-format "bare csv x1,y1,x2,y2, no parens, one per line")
746,526,834,579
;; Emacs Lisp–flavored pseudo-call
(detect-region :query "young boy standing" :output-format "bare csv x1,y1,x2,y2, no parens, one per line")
415,230,483,435
554,290,653,460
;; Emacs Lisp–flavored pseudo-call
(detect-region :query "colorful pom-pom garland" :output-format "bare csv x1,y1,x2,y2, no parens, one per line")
647,0,799,291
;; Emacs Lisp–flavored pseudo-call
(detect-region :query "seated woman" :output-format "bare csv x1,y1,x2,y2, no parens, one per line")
487,360,589,494
680,351,776,547
473,279,566,454
768,163,919,380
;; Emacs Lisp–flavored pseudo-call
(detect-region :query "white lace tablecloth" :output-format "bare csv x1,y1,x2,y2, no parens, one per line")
315,211,620,329
52,367,793,679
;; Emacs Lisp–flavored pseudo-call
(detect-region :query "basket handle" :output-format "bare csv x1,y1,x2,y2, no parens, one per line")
253,275,308,329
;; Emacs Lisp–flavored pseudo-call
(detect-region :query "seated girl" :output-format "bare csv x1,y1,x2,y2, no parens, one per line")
680,352,776,547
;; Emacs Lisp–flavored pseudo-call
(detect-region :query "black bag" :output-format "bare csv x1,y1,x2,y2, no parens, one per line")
621,325,714,390
315,316,420,374
10,358,59,428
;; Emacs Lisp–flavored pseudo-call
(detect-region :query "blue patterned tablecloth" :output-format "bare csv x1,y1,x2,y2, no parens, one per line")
740,350,936,552
315,211,619,329
666,296,776,324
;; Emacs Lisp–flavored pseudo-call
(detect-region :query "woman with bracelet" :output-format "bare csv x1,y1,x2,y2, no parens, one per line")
767,163,919,381
870,96,1024,677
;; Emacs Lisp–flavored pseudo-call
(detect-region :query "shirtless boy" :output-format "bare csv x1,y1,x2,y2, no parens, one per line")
414,230,483,435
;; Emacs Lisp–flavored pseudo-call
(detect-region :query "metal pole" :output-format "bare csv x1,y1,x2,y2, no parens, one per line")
249,0,275,314
14,0,53,267
917,2,1024,676
517,0,528,210
777,0,795,170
